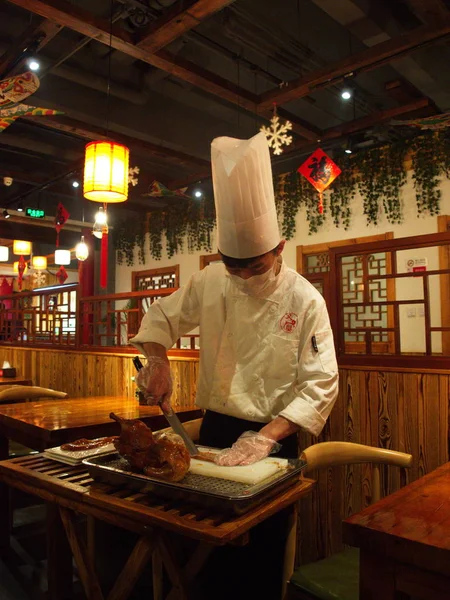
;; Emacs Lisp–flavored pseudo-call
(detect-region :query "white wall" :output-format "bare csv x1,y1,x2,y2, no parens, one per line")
115,173,450,288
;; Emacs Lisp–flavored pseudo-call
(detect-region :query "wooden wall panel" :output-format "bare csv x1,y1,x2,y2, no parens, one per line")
297,368,450,565
0,346,198,408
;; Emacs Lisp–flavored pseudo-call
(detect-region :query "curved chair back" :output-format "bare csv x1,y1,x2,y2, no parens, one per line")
0,385,68,404
282,442,412,598
301,441,412,503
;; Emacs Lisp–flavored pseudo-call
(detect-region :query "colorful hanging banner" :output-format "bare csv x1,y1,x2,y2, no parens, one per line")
54,203,70,247
143,180,190,199
391,112,450,130
298,148,341,214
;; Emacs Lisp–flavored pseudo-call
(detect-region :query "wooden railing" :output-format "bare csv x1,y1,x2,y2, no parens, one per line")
0,285,199,355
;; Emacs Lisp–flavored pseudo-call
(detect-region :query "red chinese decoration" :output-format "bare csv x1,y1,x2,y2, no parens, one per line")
298,148,341,214
17,255,26,291
55,203,70,247
56,265,68,285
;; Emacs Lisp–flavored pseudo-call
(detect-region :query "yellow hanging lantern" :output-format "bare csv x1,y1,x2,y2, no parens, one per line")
13,240,32,255
13,261,28,274
32,256,47,270
83,141,129,202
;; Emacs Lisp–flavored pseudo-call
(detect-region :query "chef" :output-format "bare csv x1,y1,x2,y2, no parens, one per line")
131,131,338,599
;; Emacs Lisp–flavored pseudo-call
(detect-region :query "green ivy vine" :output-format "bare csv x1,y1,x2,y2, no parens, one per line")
115,131,450,263
329,155,355,230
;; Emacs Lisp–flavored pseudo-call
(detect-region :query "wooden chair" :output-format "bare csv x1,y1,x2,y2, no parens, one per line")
284,442,413,600
0,385,68,404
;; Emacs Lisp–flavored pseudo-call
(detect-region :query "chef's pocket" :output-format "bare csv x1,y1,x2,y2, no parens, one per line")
313,330,337,372
265,334,300,380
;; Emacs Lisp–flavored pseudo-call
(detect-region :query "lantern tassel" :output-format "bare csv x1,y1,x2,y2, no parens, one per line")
318,192,324,214
100,230,108,289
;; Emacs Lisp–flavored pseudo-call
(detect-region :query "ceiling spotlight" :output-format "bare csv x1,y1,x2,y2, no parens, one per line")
17,200,24,212
194,189,203,198
28,59,40,71
72,180,80,188
341,88,352,100
345,148,352,154
3,209,10,219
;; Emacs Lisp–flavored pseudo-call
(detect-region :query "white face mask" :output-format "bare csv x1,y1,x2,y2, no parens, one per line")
227,259,280,297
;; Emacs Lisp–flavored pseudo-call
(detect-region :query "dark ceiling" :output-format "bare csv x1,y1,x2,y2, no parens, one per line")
0,0,449,247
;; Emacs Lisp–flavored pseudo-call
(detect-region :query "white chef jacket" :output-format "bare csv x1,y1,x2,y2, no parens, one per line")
130,261,338,436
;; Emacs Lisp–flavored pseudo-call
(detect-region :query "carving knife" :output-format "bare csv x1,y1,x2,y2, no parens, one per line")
132,356,199,456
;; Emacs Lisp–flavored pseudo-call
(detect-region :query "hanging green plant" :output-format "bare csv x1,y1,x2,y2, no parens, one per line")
381,140,407,224
354,146,384,225
275,171,301,239
115,218,145,266
411,132,444,217
329,155,355,230
148,211,164,260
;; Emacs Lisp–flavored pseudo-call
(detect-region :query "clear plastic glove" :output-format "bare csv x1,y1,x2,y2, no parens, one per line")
136,356,172,412
214,431,281,466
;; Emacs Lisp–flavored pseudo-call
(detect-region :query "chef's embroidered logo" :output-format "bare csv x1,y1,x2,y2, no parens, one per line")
280,312,298,333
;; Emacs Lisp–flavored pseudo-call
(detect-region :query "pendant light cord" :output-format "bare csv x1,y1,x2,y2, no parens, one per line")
106,0,114,138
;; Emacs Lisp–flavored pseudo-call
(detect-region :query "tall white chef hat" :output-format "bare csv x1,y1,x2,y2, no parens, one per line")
211,131,280,259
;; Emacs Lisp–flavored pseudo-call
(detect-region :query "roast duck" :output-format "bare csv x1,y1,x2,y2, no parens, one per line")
109,413,191,482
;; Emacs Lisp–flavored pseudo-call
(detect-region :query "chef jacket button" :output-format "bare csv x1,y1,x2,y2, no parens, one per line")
227,332,233,338
248,409,256,418
252,374,259,381
270,306,277,314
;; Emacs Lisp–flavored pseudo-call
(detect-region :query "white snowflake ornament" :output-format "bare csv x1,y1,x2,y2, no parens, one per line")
32,271,47,288
260,107,293,155
128,166,140,187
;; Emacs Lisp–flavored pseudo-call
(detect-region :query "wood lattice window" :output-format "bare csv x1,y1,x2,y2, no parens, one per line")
329,229,450,368
297,234,394,354
132,265,179,292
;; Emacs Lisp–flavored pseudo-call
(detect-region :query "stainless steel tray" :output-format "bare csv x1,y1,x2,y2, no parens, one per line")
83,452,307,515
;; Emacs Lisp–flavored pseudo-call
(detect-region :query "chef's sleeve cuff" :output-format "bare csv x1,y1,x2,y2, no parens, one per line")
129,331,174,355
278,401,326,437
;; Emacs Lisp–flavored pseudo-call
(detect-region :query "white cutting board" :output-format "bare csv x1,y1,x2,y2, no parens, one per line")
189,447,289,485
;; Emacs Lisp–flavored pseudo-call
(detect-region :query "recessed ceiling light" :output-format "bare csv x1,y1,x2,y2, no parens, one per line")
17,200,24,212
28,59,40,71
341,89,352,100
194,189,203,198
72,181,80,188
345,148,352,154
3,209,10,219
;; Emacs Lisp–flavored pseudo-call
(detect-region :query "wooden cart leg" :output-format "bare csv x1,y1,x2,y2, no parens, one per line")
59,506,105,600
166,541,214,600
47,503,74,600
107,536,154,600
156,530,190,600
153,547,164,600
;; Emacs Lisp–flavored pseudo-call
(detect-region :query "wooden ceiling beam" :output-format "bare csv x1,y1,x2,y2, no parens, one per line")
136,0,236,53
0,17,63,77
6,0,258,110
405,0,449,26
284,97,431,155
6,0,320,141
259,17,450,110
22,115,210,170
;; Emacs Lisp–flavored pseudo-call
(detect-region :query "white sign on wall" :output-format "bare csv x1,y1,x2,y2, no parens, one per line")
406,258,428,273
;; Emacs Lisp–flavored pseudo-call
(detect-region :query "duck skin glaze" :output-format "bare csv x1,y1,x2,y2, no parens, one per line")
109,413,191,482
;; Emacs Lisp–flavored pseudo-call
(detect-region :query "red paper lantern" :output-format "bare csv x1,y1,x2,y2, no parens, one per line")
298,148,341,214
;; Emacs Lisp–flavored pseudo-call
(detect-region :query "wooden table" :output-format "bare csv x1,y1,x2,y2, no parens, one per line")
0,376,32,386
0,395,201,598
0,453,314,600
0,395,201,459
343,462,450,600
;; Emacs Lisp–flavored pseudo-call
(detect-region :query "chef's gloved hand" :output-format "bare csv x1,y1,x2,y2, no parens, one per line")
136,356,172,412
214,431,281,466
